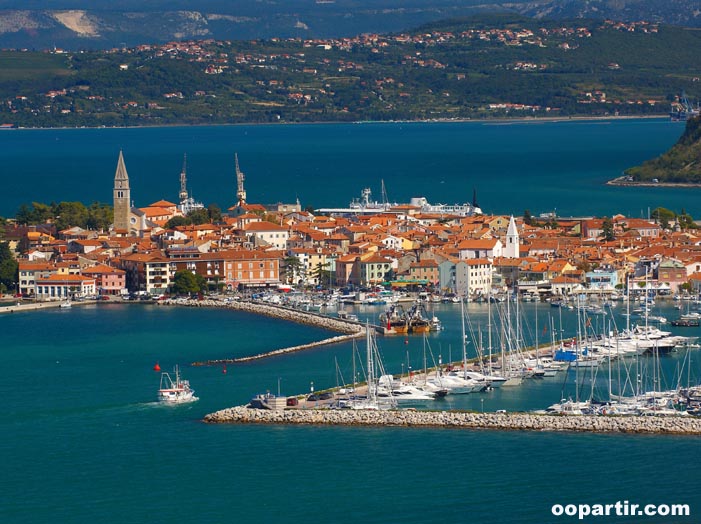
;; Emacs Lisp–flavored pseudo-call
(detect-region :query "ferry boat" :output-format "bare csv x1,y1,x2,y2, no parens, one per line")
316,185,482,217
158,365,198,404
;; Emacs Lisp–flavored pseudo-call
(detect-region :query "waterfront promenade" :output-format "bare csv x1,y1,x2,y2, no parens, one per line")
204,405,701,435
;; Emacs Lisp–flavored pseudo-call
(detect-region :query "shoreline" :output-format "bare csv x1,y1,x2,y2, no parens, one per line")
203,406,701,436
4,114,671,132
606,175,701,188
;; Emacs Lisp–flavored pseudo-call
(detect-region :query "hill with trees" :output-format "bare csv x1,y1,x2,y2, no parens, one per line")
623,116,701,184
0,15,700,128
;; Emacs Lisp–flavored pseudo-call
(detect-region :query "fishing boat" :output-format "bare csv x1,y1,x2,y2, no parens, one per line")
158,365,198,404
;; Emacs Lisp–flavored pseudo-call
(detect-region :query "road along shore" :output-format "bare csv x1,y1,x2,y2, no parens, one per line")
203,406,701,435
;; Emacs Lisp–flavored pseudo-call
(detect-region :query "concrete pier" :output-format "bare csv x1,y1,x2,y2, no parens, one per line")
204,405,701,435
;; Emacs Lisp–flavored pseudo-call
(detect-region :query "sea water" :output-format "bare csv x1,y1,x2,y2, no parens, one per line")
1,301,700,524
0,118,693,219
2,119,700,523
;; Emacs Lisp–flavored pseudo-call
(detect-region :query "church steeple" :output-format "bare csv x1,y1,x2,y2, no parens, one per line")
179,153,189,203
113,150,131,233
235,153,246,206
505,215,519,259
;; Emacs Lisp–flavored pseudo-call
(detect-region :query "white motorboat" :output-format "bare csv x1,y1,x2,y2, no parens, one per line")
158,365,198,404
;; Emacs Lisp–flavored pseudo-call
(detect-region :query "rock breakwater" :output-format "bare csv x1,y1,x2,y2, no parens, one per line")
203,406,701,435
160,298,365,364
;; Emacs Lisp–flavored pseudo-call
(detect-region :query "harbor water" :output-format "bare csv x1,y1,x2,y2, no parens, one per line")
1,299,700,524
2,118,700,523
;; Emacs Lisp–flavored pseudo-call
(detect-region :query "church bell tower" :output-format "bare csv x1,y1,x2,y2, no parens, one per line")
113,150,131,233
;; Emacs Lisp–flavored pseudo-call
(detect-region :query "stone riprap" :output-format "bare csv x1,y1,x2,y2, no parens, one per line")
203,406,701,435
159,298,365,364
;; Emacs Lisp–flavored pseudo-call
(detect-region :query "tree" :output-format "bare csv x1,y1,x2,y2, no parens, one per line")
282,255,302,285
0,241,18,294
677,208,696,230
186,208,211,225
600,216,615,241
54,201,89,231
310,260,331,288
165,216,190,229
171,270,206,295
86,202,113,231
651,207,675,229
207,203,223,223
523,209,533,226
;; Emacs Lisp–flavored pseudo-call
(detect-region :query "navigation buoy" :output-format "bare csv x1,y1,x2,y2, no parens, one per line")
153,362,161,372
404,338,409,345
222,364,227,374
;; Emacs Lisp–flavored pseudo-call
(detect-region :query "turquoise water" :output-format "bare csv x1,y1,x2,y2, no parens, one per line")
2,301,700,524
0,118,693,218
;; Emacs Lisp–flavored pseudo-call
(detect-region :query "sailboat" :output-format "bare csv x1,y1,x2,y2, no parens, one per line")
347,325,397,410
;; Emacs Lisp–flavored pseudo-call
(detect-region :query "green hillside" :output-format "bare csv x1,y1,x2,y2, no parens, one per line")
625,116,701,183
1,16,700,128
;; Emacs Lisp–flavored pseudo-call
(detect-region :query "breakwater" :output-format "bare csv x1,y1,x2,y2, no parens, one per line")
203,406,701,435
159,298,365,364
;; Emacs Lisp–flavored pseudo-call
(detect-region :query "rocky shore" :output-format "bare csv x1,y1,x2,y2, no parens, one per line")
203,405,701,435
606,175,701,188
159,298,366,364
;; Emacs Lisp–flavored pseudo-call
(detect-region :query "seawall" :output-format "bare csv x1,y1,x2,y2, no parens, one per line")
203,406,701,435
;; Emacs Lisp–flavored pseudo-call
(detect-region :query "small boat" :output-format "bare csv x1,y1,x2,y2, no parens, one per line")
671,318,700,327
158,365,198,404
429,315,443,331
59,300,72,308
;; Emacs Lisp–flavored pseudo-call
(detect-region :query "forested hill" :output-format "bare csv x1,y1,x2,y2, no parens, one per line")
624,117,701,184
1,16,700,128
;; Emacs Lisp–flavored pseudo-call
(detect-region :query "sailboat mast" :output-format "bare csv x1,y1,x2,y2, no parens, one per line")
365,324,377,404
487,294,493,375
461,297,467,371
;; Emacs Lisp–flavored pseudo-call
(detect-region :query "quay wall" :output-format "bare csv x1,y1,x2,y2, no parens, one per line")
203,406,701,435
